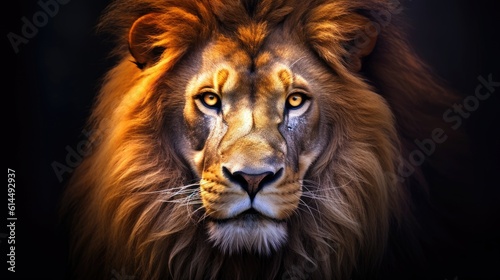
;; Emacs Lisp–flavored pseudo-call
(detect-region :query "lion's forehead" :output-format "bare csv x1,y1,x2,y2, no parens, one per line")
193,40,309,102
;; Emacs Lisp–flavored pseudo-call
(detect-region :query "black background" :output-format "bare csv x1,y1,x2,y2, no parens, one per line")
3,0,500,279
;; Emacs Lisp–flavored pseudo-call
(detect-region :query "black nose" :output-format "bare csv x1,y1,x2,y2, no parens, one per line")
223,168,283,199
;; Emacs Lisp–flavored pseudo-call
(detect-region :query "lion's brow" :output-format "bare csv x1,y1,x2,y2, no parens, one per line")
216,69,230,93
277,69,293,91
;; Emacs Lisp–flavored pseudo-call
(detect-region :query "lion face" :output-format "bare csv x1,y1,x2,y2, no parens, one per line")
182,35,323,254
64,1,441,279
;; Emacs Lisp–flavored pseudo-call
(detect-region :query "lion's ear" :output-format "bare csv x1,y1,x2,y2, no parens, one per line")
347,32,378,72
128,13,165,69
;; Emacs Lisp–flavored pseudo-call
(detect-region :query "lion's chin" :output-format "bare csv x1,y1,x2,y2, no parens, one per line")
207,213,288,255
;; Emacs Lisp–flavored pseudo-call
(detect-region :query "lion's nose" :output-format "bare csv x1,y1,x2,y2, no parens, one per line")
223,167,283,199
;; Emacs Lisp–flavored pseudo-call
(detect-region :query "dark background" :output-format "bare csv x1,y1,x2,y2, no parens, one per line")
3,0,499,279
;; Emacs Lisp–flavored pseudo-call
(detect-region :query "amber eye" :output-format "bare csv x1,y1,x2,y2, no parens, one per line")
286,92,307,109
200,92,221,109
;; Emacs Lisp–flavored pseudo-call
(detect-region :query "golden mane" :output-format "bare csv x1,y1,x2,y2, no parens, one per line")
61,1,458,279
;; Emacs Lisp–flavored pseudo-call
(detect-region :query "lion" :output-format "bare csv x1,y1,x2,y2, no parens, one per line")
61,0,459,279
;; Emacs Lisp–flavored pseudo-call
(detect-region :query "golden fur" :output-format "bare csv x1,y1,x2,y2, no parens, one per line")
61,0,457,279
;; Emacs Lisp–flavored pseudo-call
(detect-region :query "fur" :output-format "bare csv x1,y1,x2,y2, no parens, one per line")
61,1,458,279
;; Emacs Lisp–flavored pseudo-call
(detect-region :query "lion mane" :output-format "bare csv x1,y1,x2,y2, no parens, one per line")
61,0,457,279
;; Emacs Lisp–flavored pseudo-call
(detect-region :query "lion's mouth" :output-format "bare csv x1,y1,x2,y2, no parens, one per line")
212,208,284,224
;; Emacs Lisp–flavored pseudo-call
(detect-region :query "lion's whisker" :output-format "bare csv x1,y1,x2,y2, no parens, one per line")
140,183,200,195
193,207,209,224
298,198,321,232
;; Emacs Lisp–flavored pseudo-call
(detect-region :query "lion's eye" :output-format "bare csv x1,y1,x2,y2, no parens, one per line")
200,92,221,109
286,92,307,109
